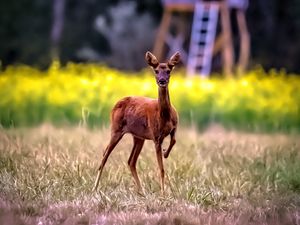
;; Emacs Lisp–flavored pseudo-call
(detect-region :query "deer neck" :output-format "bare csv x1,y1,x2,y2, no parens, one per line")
158,86,171,120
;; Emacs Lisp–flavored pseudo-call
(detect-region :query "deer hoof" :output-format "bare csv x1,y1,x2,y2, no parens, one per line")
163,150,169,158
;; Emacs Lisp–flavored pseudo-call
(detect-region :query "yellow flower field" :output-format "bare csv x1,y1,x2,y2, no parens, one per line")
0,62,299,132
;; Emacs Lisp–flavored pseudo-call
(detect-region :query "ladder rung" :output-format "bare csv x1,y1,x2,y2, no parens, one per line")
193,21,209,28
189,47,205,55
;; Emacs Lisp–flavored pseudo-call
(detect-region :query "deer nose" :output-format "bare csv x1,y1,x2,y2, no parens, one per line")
158,79,167,85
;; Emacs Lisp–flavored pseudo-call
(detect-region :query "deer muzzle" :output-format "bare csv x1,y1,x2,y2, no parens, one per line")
158,79,167,87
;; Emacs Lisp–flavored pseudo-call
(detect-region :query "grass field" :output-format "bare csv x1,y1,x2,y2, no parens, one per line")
1,124,300,224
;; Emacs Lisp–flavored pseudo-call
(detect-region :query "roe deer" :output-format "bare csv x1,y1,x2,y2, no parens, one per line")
93,51,180,193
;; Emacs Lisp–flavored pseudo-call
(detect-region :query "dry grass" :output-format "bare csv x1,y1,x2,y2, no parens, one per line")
0,124,300,225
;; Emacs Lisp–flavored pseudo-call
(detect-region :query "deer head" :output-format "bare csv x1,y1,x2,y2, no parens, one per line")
145,51,180,87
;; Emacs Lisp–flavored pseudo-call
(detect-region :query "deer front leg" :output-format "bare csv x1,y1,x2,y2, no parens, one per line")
163,128,176,158
155,142,165,194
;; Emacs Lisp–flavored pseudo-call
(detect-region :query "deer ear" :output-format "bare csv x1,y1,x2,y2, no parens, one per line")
168,52,180,69
145,51,159,68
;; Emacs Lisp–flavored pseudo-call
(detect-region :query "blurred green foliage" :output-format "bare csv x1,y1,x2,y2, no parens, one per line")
0,63,299,132
0,0,300,72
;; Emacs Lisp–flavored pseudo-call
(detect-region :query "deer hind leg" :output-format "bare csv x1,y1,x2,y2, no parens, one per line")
128,137,145,192
163,128,176,158
93,131,124,191
155,142,165,194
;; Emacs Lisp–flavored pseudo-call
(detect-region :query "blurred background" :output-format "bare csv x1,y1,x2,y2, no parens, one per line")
0,0,299,72
0,0,300,132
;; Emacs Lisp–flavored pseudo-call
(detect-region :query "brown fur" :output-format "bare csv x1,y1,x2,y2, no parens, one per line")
93,51,180,193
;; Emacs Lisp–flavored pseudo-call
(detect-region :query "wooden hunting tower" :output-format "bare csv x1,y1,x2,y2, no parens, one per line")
153,0,250,77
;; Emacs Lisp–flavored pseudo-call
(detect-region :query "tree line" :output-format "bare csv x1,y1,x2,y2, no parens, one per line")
0,0,299,73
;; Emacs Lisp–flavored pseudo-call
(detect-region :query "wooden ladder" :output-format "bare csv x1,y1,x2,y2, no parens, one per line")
187,2,219,77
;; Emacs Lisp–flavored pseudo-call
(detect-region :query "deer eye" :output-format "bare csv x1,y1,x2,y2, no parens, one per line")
166,70,171,74
154,69,159,74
